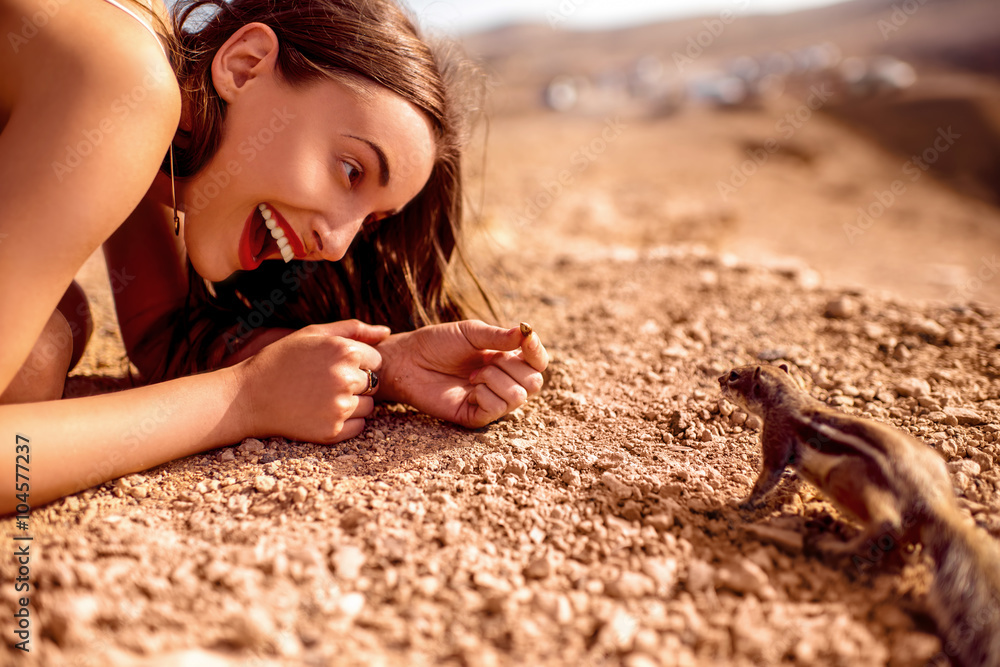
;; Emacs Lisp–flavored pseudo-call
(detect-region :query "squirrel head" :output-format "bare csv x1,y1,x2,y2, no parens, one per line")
718,364,793,414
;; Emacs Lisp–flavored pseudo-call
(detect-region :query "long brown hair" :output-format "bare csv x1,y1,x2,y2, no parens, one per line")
146,0,493,380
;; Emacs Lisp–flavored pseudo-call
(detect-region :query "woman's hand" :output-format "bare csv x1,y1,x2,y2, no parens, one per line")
232,320,390,443
376,321,548,428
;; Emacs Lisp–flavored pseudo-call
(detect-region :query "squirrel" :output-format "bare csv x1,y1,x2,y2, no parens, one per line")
719,364,1000,667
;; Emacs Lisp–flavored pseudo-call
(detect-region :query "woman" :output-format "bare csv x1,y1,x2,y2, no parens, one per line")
0,0,547,513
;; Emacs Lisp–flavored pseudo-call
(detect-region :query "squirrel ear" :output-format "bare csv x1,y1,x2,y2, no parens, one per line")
779,364,789,373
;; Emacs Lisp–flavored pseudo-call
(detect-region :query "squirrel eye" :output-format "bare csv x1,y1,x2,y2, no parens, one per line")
728,371,740,382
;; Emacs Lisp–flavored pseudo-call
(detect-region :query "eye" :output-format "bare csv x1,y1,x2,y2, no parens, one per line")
342,160,363,186
728,371,740,382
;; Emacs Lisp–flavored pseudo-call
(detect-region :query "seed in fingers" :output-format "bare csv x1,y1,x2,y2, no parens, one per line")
519,322,533,337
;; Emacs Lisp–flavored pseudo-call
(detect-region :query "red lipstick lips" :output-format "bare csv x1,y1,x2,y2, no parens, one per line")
238,203,306,270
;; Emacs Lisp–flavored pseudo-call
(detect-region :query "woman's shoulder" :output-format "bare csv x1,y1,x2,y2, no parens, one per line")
4,0,180,110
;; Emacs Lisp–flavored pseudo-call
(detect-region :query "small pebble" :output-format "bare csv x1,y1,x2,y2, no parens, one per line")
254,475,277,494
479,452,507,473
340,507,371,530
337,592,366,619
525,554,553,579
927,411,957,426
715,558,775,599
685,559,714,592
595,451,625,469
641,557,678,594
505,458,529,479
562,469,581,486
943,406,986,425
894,377,930,398
743,524,803,553
238,438,265,455
953,471,972,492
906,318,946,339
601,472,633,499
645,514,673,531
948,460,981,477
292,486,309,504
824,296,858,319
605,571,654,599
331,545,366,580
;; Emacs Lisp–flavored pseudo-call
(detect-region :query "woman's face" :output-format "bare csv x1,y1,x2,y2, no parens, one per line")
181,40,436,282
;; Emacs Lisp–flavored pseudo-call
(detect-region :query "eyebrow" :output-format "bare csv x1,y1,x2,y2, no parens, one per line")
344,134,390,187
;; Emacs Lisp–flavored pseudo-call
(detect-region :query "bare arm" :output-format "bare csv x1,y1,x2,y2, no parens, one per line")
1,365,247,514
1,318,391,514
0,3,181,392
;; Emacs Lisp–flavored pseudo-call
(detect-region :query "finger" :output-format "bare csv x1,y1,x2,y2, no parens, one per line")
316,319,392,345
492,353,545,396
332,418,366,443
519,330,549,373
339,340,382,373
352,396,375,419
467,383,509,426
349,367,372,396
459,320,524,353
470,365,529,413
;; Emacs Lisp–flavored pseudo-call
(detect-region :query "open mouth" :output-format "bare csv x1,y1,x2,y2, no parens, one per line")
238,203,305,270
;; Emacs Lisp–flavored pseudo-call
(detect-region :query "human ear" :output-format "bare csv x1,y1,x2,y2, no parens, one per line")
211,23,279,103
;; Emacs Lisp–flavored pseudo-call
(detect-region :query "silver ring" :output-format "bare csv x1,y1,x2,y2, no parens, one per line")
361,369,379,396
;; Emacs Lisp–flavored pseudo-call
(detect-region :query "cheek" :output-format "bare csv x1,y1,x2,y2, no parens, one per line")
258,151,329,200
215,120,304,191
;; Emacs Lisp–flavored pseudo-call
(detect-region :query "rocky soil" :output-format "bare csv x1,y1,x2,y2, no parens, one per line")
3,239,1000,666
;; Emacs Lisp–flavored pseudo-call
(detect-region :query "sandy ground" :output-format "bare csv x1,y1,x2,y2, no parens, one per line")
4,4,1000,666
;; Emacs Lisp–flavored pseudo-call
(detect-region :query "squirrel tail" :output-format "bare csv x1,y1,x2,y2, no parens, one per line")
922,513,1000,667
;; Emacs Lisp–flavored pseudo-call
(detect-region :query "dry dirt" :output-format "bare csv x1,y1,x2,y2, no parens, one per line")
5,4,1000,667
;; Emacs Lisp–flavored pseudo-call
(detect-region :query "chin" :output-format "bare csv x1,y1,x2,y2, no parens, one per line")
184,227,237,283
187,249,233,284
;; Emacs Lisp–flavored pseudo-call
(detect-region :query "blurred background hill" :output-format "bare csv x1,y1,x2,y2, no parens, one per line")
403,0,1000,305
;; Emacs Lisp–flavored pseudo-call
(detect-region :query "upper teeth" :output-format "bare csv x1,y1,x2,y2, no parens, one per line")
258,203,294,263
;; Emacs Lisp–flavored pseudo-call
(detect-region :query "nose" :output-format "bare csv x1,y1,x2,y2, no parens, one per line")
718,374,726,385
311,214,368,262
